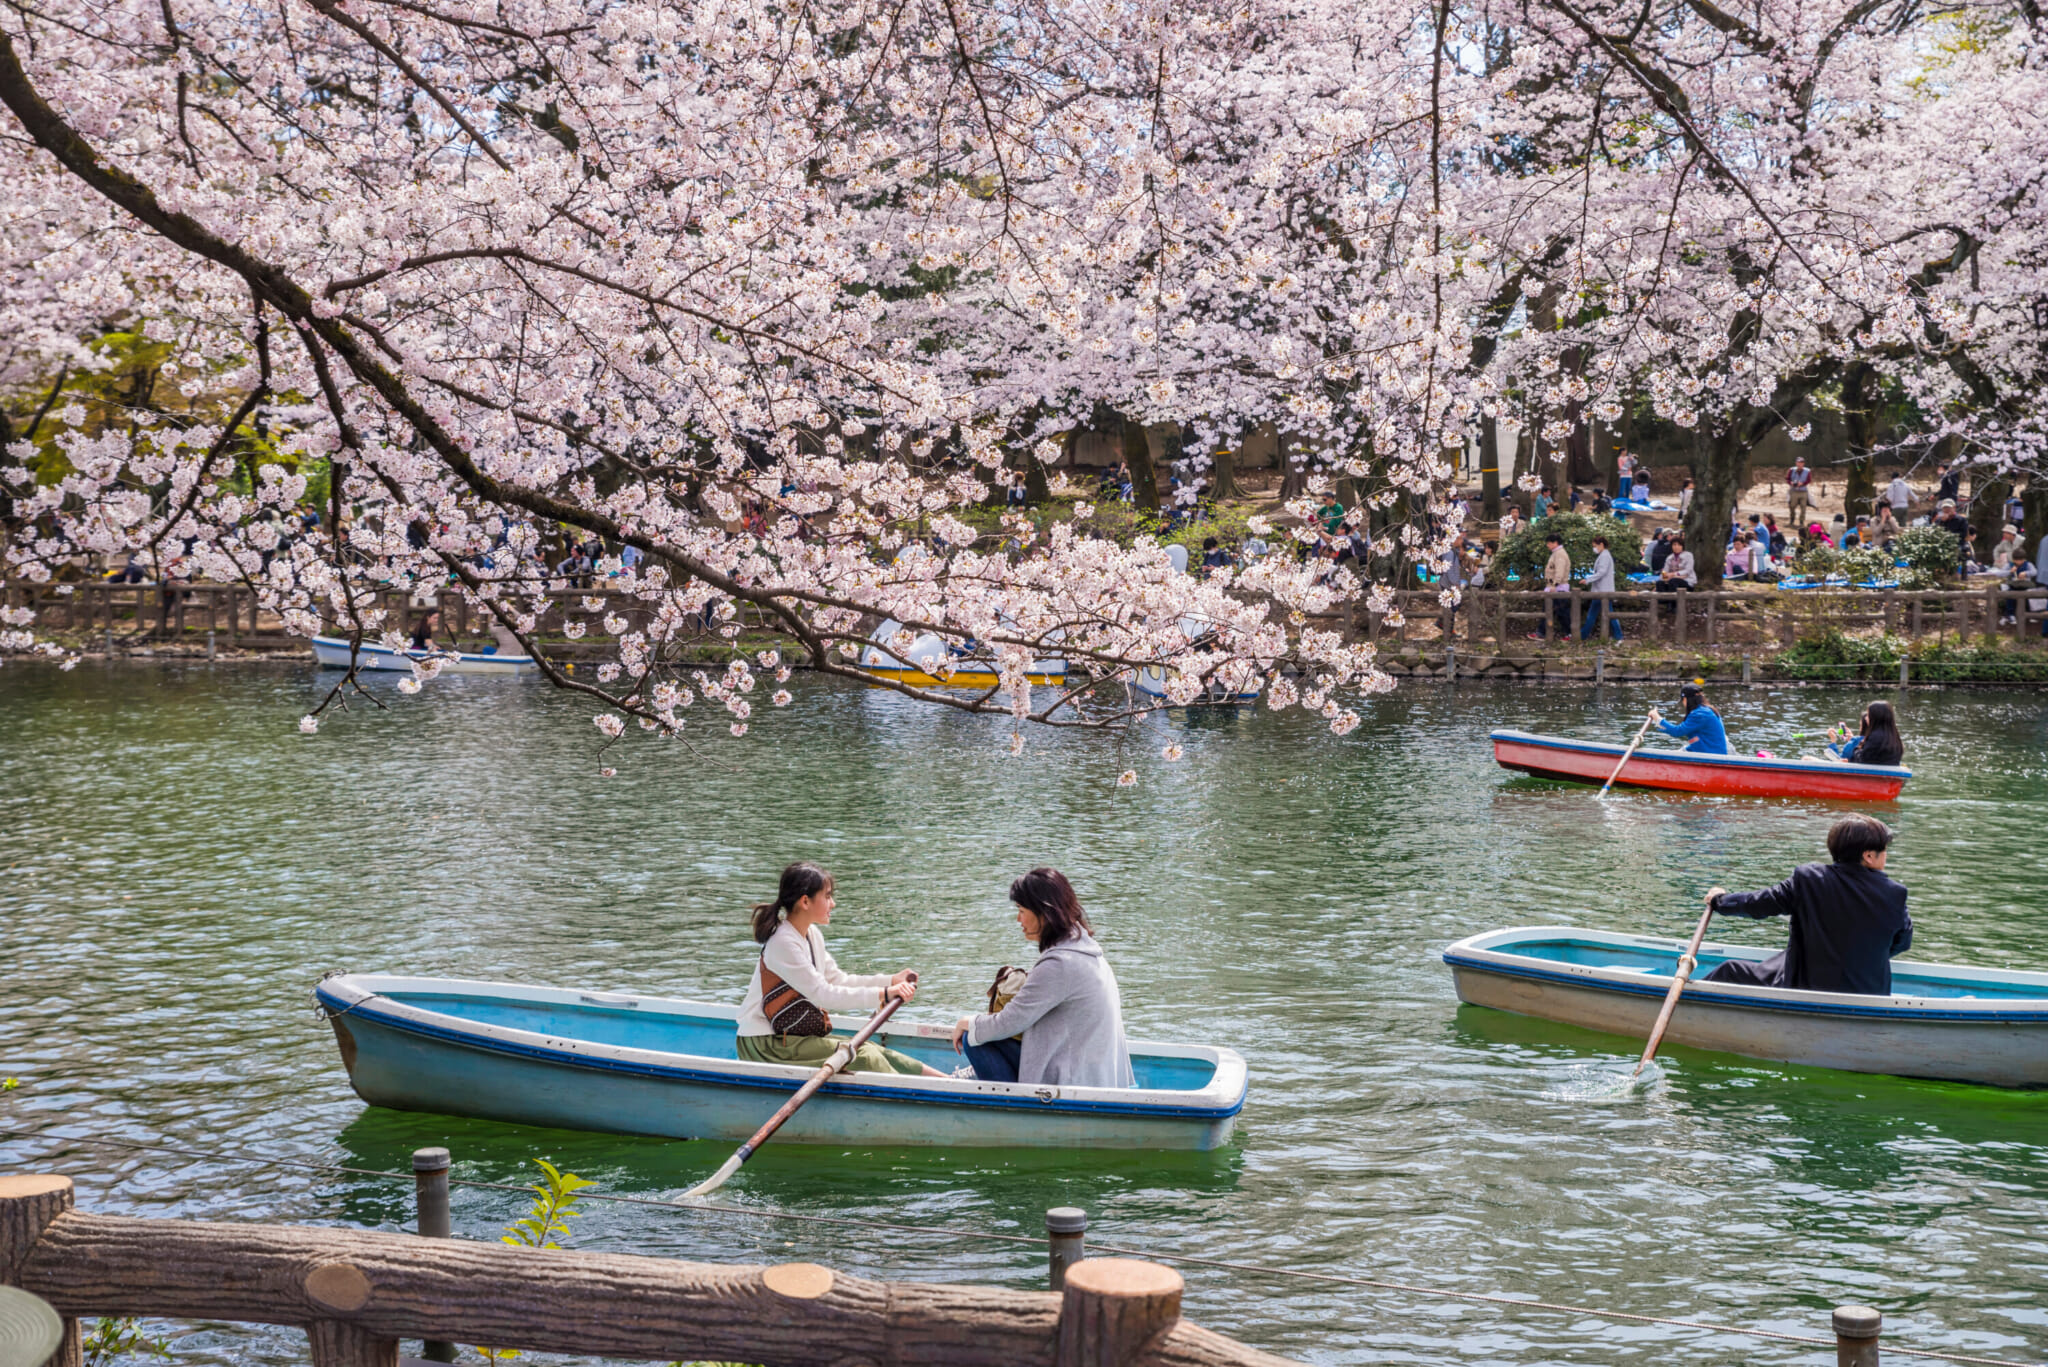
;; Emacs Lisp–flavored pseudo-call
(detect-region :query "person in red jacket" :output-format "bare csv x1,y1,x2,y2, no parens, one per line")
1700,815,1912,995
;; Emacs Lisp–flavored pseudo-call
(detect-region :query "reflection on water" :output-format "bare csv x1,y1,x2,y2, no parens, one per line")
2,662,2045,1366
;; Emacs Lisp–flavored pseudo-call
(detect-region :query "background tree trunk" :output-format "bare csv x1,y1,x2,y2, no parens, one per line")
1277,429,1306,503
1840,363,1878,522
1479,417,1502,523
1509,422,1534,515
1208,424,1243,501
1970,470,2009,557
1685,428,1746,589
1120,417,1159,511
2023,477,2048,559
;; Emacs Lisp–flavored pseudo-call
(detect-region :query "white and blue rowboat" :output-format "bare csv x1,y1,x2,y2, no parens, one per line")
314,974,1248,1149
311,635,539,676
1443,926,2048,1088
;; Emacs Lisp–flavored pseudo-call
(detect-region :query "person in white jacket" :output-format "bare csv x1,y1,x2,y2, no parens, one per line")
736,862,944,1076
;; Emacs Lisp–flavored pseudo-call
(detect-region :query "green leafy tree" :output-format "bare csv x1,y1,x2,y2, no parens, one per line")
1497,513,1645,580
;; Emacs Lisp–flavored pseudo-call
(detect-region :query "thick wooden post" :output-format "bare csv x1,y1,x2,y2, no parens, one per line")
1833,1305,1881,1367
308,1319,398,1367
1045,1209,1087,1291
1674,588,1687,645
0,1176,82,1367
1056,1259,1182,1367
412,1149,455,1363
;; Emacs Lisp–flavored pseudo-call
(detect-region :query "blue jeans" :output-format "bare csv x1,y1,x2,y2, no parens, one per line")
963,1037,1022,1082
1581,599,1621,641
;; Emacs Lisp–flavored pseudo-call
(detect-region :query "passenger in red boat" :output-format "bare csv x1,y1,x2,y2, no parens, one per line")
1651,682,1728,754
1826,701,1905,767
1699,815,1913,995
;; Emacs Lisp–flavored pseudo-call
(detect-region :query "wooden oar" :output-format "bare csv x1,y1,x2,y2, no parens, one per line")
684,993,907,1198
1633,898,1717,1077
1597,709,1660,799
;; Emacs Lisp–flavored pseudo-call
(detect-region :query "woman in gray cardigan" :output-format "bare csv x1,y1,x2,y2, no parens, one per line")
952,868,1135,1088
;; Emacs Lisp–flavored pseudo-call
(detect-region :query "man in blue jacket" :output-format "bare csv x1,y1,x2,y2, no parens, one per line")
1652,681,1728,754
1700,815,1912,994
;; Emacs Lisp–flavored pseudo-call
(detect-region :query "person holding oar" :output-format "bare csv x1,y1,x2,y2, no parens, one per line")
1651,681,1728,754
1698,815,1913,994
736,861,947,1077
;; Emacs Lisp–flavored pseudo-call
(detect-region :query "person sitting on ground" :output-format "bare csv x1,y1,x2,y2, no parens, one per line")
738,861,946,1077
953,868,1134,1088
1992,525,2020,574
1652,681,1727,754
1724,536,1751,581
1200,536,1231,575
1827,701,1904,767
1657,535,1696,592
1647,528,1673,575
1699,815,1912,995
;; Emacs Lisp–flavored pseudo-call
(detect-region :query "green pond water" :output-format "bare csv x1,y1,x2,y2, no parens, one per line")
2,663,2045,1366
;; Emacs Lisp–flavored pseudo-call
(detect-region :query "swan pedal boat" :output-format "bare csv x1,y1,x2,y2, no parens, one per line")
311,635,539,676
858,618,1064,688
314,974,1247,1149
1444,926,2048,1087
1490,728,1909,800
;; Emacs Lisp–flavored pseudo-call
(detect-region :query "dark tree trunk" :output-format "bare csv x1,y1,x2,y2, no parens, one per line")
1509,422,1535,515
2024,477,2048,559
1684,427,1743,588
1120,417,1159,511
1479,418,1502,523
1277,429,1306,503
1840,363,1878,522
1970,470,2009,556
1023,456,1050,505
1208,424,1243,501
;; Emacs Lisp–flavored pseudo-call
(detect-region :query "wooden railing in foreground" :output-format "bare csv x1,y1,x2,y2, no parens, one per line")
0,1175,1297,1367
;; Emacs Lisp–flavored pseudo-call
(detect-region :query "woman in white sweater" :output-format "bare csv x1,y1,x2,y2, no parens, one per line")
736,862,945,1076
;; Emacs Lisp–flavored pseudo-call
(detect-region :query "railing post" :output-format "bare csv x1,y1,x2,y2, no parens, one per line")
413,1148,455,1362
1594,649,1605,685
1833,1305,1881,1367
0,1175,83,1367
1899,658,1909,688
1445,644,1455,682
1055,1258,1181,1367
1742,653,1752,686
1046,1207,1087,1291
1674,588,1687,646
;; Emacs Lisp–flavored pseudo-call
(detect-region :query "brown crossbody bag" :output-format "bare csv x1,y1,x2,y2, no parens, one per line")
759,938,832,1037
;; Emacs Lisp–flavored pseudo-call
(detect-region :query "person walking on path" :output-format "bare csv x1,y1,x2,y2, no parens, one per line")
1787,456,1814,524
1699,815,1911,995
1538,530,1573,640
1580,534,1622,641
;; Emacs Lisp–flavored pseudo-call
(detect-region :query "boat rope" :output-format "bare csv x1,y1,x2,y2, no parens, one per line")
4,1131,2039,1367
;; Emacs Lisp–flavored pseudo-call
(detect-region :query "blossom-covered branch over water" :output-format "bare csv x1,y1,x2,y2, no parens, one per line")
2,0,2041,731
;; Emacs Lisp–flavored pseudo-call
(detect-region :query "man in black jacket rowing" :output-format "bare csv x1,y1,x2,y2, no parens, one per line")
1700,815,1913,995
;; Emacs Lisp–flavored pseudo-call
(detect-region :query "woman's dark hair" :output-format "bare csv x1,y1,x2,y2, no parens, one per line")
1827,814,1893,864
1856,701,1904,767
1010,867,1092,951
751,861,833,943
1679,681,1706,715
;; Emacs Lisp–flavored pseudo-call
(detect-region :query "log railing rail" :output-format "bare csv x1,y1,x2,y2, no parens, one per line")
0,1175,1296,1367
1359,587,2048,651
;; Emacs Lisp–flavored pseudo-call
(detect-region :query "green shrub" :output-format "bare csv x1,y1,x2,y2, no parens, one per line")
1776,629,1906,679
1497,513,1644,581
1896,526,1959,582
1909,640,2048,682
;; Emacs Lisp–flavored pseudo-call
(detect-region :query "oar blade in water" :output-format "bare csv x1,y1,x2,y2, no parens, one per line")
682,1152,744,1200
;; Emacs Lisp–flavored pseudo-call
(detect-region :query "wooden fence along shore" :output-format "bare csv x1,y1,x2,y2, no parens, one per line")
5,579,2047,680
0,1174,1294,1367
0,1170,1914,1367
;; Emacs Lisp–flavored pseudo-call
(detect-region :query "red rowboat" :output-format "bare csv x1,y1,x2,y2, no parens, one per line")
1490,729,1910,800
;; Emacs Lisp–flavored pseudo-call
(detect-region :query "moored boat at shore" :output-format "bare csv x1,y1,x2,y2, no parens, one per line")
1490,728,1909,799
311,635,540,675
1443,925,2048,1087
314,973,1247,1150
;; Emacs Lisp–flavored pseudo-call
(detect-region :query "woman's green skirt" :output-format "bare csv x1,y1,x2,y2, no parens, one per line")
736,1033,927,1075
